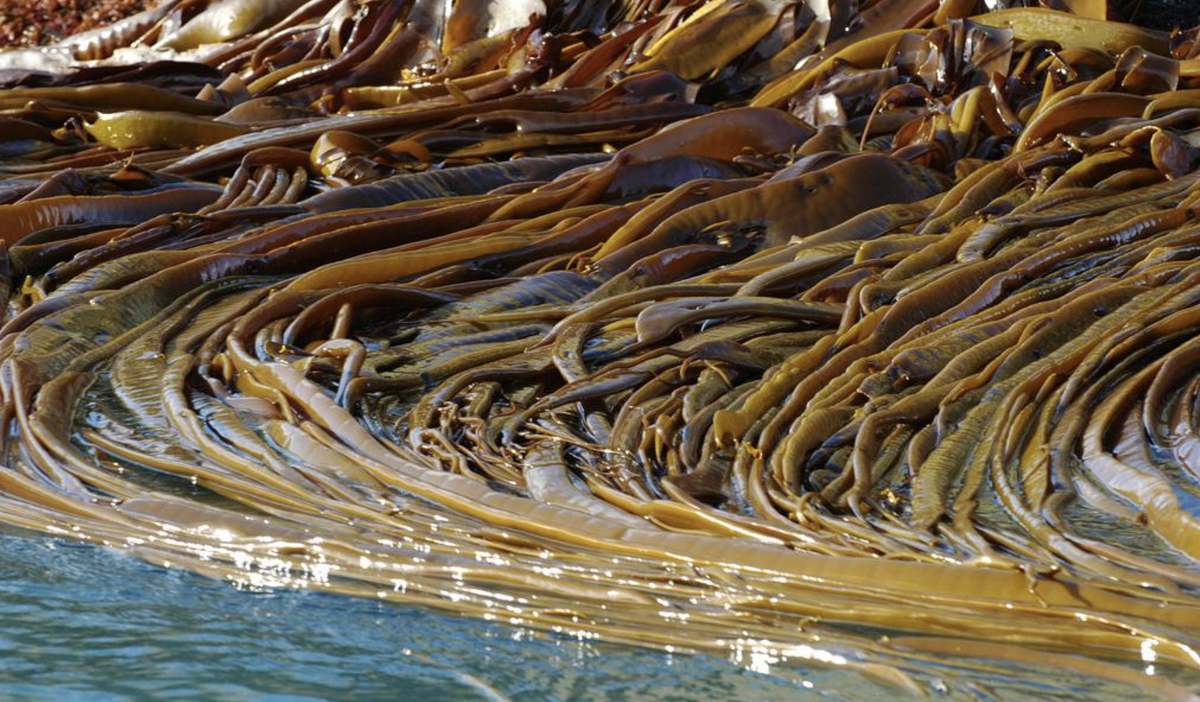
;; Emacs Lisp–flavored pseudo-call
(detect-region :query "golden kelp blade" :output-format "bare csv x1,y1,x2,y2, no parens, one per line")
1,1,1200,699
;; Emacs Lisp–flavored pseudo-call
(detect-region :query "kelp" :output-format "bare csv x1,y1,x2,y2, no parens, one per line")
2,0,1200,699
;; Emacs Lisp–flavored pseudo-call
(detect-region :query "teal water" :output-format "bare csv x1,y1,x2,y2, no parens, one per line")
0,531,888,702
1,529,1194,702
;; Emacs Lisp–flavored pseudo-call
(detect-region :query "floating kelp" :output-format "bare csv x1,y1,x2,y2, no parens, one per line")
2,1,1200,699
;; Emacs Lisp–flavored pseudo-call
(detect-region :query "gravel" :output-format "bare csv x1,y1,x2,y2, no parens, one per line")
0,0,1194,50
0,0,147,47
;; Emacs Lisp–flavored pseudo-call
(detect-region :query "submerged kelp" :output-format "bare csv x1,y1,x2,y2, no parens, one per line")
1,0,1200,699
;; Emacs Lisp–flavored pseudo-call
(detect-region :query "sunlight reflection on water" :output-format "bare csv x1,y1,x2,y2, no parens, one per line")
0,531,1191,702
0,532,880,702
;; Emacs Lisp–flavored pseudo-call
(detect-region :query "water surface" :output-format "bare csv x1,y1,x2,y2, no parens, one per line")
0,530,1189,702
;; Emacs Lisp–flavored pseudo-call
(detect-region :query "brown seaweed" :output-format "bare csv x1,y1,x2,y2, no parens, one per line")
1,1,1200,699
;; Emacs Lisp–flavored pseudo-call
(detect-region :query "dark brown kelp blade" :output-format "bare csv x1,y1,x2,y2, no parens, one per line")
2,1,1200,700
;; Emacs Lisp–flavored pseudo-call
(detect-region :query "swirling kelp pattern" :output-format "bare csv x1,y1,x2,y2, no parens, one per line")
2,1,1200,698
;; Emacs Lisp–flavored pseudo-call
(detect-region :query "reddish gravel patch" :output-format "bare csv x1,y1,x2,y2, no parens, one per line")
0,0,146,47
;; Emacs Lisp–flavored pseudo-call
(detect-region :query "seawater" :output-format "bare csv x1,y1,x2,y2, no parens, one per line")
0,530,1189,702
0,531,884,702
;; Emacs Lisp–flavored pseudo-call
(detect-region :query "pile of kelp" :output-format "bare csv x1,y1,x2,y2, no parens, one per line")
2,0,1200,698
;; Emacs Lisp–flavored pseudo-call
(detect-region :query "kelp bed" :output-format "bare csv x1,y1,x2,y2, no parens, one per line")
2,0,1200,699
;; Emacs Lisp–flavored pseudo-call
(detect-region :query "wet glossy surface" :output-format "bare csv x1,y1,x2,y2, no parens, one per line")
0,530,890,702
3,529,1193,702
4,3,1200,701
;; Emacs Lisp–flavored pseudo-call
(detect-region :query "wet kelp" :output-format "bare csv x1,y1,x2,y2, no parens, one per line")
2,0,1200,698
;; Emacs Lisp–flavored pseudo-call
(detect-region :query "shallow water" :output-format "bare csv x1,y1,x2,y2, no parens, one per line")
0,530,884,702
0,529,1192,702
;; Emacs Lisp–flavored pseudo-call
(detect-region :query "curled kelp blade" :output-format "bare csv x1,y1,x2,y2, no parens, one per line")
2,1,1200,699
